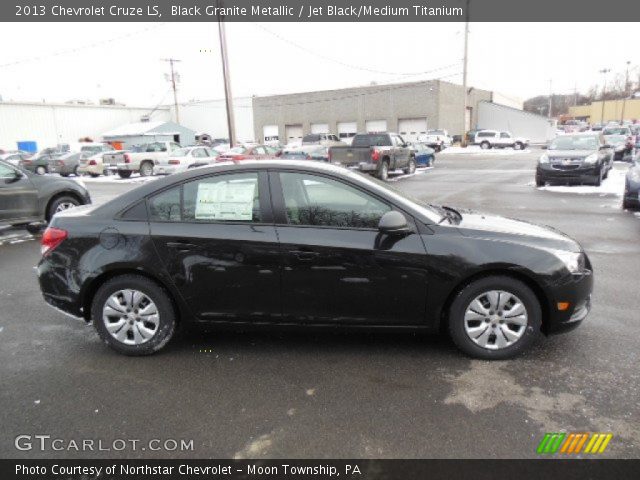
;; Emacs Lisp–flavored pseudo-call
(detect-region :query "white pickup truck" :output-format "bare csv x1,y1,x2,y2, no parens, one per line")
103,141,182,178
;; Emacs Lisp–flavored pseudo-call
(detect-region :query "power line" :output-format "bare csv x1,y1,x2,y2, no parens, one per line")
253,23,461,77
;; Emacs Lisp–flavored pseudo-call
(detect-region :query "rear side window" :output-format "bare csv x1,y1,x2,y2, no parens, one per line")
352,134,391,147
148,187,181,222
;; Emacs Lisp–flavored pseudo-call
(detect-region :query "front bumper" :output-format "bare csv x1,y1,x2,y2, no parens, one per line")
537,164,601,183
545,269,594,335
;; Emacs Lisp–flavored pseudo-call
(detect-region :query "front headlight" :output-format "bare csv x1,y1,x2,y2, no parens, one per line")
583,153,598,164
539,154,549,164
552,250,585,274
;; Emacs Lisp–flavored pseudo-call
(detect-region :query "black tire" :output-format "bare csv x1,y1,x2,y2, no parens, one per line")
35,165,47,175
448,276,542,360
514,142,524,150
535,176,545,187
378,159,390,181
480,141,491,150
139,161,154,177
118,170,133,179
90,173,100,178
60,173,70,178
92,275,176,356
603,168,609,180
403,157,416,175
47,195,80,221
622,197,632,210
593,171,602,187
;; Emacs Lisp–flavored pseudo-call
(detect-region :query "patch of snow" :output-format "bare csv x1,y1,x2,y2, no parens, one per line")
440,146,531,155
34,400,40,405
537,167,625,196
306,388,316,396
71,174,160,185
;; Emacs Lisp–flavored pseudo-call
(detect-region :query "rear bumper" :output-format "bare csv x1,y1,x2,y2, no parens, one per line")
37,258,84,319
545,270,594,335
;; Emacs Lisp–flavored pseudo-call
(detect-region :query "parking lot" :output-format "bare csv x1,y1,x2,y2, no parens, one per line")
1,149,639,459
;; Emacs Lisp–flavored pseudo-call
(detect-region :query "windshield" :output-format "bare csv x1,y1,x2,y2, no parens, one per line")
548,135,598,150
603,127,629,136
171,148,191,157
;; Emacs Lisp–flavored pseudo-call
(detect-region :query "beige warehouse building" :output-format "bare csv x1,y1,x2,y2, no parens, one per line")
569,98,640,123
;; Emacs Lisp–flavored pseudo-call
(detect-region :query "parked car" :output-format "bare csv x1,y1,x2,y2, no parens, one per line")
19,151,64,175
37,160,593,359
281,145,328,161
623,154,640,210
471,130,529,150
0,159,91,226
419,129,452,152
605,134,633,161
302,133,345,147
536,133,613,187
0,151,31,167
47,152,83,177
328,132,416,180
153,146,218,175
78,152,112,177
217,145,275,162
104,141,182,178
603,126,631,139
411,143,436,167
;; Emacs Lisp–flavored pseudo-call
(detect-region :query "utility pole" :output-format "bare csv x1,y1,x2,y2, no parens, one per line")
162,58,181,124
217,1,236,146
621,60,631,123
548,79,553,119
460,0,470,147
599,68,610,124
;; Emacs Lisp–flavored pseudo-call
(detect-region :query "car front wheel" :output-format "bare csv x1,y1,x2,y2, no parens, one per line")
403,157,416,175
92,275,176,356
35,166,47,175
378,160,389,181
448,276,542,360
480,141,491,150
118,170,133,179
47,195,80,221
139,161,154,177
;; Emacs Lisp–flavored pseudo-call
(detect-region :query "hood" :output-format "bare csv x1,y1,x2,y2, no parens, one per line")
546,149,595,158
454,211,581,252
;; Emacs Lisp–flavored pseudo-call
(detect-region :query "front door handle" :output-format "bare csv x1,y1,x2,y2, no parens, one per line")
291,250,320,261
166,241,197,251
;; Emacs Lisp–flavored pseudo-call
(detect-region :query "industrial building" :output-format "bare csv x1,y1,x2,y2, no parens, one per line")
252,79,498,144
101,121,196,149
478,101,556,143
568,98,640,123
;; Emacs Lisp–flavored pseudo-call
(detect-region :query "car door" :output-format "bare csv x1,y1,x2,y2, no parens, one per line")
392,135,410,168
270,170,430,325
0,162,39,223
148,170,282,322
499,132,512,147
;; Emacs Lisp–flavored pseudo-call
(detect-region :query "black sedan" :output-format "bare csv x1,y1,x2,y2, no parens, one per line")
536,133,612,186
37,161,593,359
0,160,91,226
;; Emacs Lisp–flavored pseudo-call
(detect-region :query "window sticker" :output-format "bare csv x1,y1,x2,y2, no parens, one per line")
194,180,256,220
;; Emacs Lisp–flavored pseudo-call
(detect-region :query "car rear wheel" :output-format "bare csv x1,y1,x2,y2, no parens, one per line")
514,142,524,150
448,276,542,360
92,275,176,356
403,157,416,175
35,166,47,175
139,161,153,177
480,141,491,150
47,195,80,221
118,170,132,179
378,160,389,181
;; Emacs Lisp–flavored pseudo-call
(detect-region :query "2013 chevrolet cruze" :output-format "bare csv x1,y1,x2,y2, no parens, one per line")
38,161,593,359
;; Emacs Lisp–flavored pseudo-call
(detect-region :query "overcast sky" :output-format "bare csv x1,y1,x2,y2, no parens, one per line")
0,22,637,106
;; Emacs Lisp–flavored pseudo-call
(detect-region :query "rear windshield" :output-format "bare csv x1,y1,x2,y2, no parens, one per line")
603,127,630,136
303,134,321,142
351,134,391,147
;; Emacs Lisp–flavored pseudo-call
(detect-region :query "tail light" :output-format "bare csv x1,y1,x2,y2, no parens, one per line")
124,153,131,164
168,159,180,165
88,159,97,166
328,149,332,162
41,227,68,256
371,148,380,162
234,155,246,160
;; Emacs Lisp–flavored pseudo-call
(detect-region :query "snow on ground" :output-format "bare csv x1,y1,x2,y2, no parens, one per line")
64,174,160,185
439,146,531,155
535,164,626,196
387,166,432,182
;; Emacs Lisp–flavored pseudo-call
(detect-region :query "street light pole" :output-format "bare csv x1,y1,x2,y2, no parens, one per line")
621,60,631,123
460,0,470,147
162,58,181,124
217,2,236,146
599,68,610,124
548,79,553,119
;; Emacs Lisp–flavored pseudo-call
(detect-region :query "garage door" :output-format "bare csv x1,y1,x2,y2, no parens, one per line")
337,121,357,140
310,123,329,134
365,120,387,133
398,117,428,143
263,125,279,144
285,124,303,145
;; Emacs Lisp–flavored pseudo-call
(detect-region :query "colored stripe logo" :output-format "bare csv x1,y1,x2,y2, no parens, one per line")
537,433,612,454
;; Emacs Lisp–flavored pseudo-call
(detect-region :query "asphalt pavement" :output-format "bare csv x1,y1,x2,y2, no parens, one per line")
1,150,639,459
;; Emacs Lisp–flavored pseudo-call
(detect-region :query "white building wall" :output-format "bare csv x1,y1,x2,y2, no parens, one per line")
478,101,555,143
491,92,524,110
0,102,171,151
171,97,255,143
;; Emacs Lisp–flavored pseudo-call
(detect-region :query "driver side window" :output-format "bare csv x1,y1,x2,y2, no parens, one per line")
279,172,391,229
0,163,17,178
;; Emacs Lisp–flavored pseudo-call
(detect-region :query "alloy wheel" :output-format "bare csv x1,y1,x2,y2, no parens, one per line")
55,201,77,213
102,289,160,345
463,290,528,350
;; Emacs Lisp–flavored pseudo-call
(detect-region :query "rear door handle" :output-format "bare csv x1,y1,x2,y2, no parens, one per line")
291,250,320,261
166,241,197,251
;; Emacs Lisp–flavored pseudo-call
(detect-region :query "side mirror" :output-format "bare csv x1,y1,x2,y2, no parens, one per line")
4,170,22,183
378,211,410,235
541,145,548,150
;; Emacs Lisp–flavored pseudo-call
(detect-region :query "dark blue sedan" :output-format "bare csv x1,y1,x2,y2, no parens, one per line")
411,143,436,167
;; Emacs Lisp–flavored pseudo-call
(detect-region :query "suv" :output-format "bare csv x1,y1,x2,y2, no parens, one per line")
472,130,529,150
